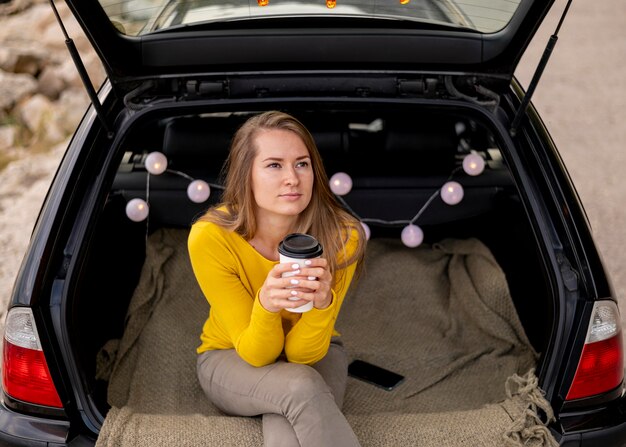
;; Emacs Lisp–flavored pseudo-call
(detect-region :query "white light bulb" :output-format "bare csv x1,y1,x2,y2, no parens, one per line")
401,224,423,248
187,180,211,203
125,198,149,222
145,151,168,175
455,121,466,136
329,172,353,196
440,181,464,205
462,152,485,176
361,222,371,240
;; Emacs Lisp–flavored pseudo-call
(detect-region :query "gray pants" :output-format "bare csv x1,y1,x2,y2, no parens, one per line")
196,341,361,447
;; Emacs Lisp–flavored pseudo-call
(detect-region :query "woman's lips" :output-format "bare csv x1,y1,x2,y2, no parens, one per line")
280,193,302,201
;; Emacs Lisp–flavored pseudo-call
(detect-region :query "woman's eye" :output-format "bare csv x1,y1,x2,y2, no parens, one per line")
296,161,310,168
267,162,281,168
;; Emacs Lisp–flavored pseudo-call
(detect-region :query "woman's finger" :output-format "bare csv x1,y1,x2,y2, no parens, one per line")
297,267,327,279
272,262,302,277
297,258,328,268
290,278,320,291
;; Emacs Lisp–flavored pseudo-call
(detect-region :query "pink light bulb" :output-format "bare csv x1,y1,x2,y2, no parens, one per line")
187,180,211,203
361,222,371,240
125,198,149,222
145,151,168,175
329,172,353,196
462,152,485,176
401,224,423,248
441,181,464,205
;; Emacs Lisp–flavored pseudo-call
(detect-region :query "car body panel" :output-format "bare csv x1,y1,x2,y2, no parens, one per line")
0,398,71,446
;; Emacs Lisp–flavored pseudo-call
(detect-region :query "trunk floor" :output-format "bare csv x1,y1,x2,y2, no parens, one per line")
96,228,556,446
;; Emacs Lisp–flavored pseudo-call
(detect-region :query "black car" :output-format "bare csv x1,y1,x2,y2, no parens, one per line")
1,0,625,445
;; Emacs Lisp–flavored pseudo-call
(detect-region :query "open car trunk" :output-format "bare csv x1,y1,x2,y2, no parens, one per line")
67,99,557,446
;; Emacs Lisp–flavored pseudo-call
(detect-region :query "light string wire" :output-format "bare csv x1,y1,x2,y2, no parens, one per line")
165,168,226,190
138,167,224,241
335,166,463,227
145,172,150,245
134,150,484,247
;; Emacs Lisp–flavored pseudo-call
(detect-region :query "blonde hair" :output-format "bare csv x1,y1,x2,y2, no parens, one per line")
198,111,366,282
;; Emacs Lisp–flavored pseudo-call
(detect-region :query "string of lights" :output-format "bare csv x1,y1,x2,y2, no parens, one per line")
125,149,485,248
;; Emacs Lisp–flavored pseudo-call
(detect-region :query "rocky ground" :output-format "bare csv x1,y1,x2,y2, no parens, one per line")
0,0,104,323
0,0,624,341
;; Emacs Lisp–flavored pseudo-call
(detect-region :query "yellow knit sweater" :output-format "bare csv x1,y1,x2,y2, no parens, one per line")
188,220,358,367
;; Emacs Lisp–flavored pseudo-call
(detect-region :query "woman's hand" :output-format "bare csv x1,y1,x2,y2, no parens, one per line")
259,259,333,313
296,258,333,310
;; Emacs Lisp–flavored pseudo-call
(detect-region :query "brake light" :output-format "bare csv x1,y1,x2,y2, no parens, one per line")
2,308,62,408
566,301,624,401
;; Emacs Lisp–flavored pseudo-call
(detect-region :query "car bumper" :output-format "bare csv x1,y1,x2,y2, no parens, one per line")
557,397,626,446
559,420,626,446
0,399,92,447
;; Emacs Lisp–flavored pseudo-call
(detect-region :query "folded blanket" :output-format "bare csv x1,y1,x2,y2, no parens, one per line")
96,228,557,447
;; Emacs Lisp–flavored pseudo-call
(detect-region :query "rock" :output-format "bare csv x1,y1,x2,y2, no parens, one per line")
12,88,89,144
37,64,66,99
0,42,49,75
0,125,19,151
0,3,55,42
0,0,40,16
14,93,65,143
52,52,105,93
13,52,42,75
55,87,89,133
56,57,81,87
0,70,37,110
15,93,53,132
0,47,17,72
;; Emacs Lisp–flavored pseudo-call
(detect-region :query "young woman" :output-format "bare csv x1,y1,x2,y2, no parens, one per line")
188,111,366,447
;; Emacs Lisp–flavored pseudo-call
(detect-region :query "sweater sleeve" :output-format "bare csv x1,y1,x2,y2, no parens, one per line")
284,228,360,365
188,223,284,367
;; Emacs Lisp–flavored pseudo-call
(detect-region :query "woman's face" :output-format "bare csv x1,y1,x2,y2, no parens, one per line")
250,128,314,224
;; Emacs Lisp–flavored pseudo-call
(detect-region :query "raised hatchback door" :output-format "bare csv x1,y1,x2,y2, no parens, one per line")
57,0,556,89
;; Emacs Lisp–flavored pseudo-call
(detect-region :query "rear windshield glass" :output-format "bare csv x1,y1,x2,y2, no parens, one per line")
99,0,521,36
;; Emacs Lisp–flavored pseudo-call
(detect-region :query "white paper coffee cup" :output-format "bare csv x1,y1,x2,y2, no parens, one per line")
278,234,323,313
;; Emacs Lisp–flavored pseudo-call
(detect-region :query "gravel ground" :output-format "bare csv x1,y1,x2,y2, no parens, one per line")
0,0,624,345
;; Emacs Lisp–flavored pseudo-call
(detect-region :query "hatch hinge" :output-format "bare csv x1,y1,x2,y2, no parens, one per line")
123,80,159,111
49,0,113,139
510,0,573,137
443,76,500,112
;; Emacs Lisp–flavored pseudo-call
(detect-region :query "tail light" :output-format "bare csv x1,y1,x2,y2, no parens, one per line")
566,300,624,401
2,307,63,408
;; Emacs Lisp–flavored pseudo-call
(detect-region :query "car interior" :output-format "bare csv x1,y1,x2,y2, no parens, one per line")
67,103,555,439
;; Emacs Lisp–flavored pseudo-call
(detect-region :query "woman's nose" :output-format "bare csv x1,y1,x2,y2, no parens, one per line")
283,167,299,185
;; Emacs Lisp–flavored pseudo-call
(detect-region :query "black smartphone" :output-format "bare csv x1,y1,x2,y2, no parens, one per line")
348,359,405,391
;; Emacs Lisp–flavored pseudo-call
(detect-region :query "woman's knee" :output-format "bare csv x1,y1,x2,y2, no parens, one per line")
197,350,215,396
279,363,332,405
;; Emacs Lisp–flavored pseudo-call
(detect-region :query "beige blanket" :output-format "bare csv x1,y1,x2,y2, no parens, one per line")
96,228,557,447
